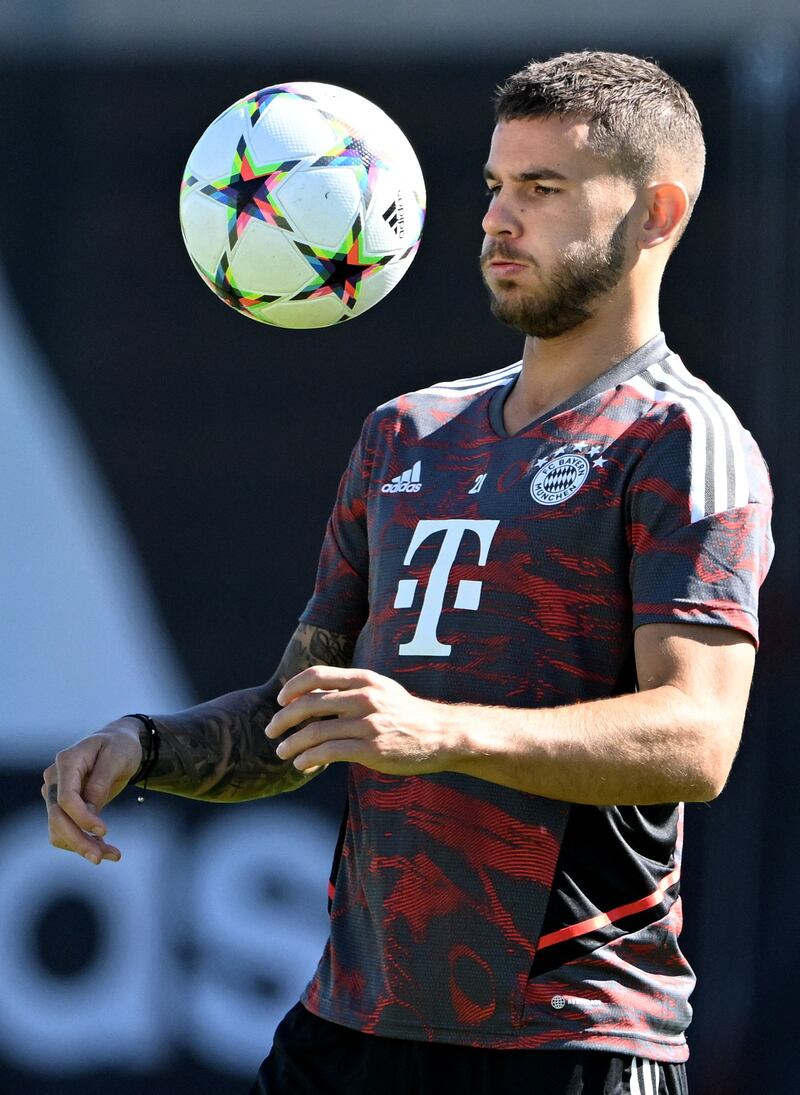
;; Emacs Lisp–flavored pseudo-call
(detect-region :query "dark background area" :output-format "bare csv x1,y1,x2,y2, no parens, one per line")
0,49,796,1093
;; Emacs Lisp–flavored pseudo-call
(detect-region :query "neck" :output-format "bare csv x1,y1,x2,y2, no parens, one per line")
503,297,661,434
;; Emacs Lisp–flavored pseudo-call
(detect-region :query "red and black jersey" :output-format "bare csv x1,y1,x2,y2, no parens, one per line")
298,334,774,1061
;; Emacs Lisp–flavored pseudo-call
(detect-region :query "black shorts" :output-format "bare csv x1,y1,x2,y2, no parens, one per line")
250,1002,689,1094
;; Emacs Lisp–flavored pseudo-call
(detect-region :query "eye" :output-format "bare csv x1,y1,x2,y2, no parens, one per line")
533,184,559,196
484,184,499,200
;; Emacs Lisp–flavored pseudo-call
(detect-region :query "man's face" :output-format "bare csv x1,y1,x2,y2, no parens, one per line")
480,116,637,339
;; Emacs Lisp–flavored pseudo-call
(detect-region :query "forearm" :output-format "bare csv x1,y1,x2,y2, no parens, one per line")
268,626,752,806
444,686,736,805
137,623,356,802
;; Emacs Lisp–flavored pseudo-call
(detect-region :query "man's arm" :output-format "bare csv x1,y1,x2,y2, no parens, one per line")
140,623,355,801
265,623,754,805
42,623,355,864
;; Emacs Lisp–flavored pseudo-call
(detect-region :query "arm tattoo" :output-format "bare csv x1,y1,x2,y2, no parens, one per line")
136,623,356,802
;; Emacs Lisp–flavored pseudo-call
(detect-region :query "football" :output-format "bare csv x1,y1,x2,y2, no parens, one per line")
179,82,426,329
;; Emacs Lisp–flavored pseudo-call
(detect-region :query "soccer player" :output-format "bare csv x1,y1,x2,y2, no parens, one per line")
43,51,773,1094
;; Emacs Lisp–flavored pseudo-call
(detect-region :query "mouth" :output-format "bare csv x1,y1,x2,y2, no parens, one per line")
487,260,528,277
481,248,531,278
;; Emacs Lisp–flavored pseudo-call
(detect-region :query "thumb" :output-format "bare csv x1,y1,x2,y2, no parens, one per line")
83,745,141,813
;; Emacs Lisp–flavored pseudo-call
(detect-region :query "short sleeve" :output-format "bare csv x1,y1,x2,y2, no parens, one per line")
627,410,774,646
299,416,371,638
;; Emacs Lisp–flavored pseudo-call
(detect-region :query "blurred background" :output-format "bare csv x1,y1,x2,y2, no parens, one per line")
0,2,797,1092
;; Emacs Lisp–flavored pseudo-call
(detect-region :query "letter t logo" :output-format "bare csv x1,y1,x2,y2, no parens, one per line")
394,519,499,656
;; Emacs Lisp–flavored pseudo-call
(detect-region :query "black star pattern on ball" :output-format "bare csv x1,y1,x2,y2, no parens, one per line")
324,255,370,299
203,139,299,242
222,172,269,220
292,231,390,308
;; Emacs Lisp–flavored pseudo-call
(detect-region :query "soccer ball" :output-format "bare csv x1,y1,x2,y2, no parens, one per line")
179,82,426,329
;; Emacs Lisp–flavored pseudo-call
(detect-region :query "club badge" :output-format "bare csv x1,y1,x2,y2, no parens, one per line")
530,442,607,506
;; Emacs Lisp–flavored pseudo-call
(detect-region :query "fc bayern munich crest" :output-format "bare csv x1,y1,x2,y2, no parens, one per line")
531,452,591,505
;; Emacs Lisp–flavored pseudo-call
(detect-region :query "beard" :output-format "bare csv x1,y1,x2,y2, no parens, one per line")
480,216,629,339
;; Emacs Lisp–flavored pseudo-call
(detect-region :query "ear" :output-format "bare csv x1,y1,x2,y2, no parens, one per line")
639,182,689,250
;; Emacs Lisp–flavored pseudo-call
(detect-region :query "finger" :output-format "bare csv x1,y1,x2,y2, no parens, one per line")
51,745,105,833
276,718,365,761
82,764,131,814
303,764,326,776
46,799,121,864
56,746,131,830
266,690,361,739
291,738,367,771
42,781,105,844
277,666,376,705
81,740,141,812
43,779,107,850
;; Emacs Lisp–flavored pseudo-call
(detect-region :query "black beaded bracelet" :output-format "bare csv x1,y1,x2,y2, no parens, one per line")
125,713,160,801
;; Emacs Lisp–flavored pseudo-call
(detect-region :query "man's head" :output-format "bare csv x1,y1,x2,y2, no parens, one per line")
494,51,705,219
481,51,705,340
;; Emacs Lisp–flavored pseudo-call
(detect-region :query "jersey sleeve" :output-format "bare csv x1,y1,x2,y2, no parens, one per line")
299,416,371,639
627,409,774,646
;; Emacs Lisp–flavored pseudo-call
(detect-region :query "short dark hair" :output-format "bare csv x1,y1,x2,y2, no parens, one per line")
494,51,705,218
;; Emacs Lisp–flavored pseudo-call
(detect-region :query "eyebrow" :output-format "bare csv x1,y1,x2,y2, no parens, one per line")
482,164,569,183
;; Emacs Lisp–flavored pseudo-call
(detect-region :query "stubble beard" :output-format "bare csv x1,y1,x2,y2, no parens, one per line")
481,216,629,340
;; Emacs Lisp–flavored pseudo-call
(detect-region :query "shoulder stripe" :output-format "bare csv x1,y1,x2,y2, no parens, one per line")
661,356,749,509
628,372,711,521
642,365,720,519
657,358,733,512
628,360,748,520
412,361,521,399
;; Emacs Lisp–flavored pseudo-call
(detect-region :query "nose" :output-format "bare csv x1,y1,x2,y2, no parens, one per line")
481,190,521,239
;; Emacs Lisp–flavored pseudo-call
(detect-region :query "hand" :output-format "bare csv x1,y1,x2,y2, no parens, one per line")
42,718,144,865
265,667,455,775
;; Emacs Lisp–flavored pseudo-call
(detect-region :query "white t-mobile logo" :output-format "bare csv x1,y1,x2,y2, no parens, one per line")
393,519,499,656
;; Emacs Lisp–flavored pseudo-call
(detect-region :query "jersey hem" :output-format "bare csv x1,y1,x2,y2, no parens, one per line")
298,607,363,640
301,992,690,1063
632,608,760,648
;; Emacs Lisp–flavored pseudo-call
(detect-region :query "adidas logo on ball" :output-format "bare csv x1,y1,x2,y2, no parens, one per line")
382,195,406,238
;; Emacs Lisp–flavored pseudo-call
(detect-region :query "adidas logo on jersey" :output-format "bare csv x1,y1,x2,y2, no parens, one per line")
381,461,422,493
